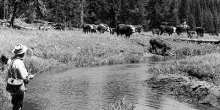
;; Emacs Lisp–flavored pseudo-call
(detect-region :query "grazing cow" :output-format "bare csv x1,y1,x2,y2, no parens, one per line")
195,27,205,37
116,24,135,38
187,31,196,38
159,25,175,36
97,23,110,34
90,24,98,33
82,24,93,33
149,38,174,56
152,28,160,35
175,24,190,35
54,23,65,30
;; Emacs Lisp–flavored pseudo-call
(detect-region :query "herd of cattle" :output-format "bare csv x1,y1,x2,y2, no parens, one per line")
38,22,143,38
39,22,219,39
81,23,143,38
152,24,219,38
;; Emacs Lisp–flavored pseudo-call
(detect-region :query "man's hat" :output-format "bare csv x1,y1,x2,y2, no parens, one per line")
12,44,28,55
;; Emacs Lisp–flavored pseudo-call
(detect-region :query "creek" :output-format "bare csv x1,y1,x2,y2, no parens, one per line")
23,63,199,110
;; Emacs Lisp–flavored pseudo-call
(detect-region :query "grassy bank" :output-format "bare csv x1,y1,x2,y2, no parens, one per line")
0,29,148,108
0,29,220,109
146,53,220,109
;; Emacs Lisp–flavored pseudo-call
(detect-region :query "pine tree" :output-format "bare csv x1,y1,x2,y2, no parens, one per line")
178,0,188,22
188,13,195,29
213,9,219,32
9,0,46,27
195,0,203,27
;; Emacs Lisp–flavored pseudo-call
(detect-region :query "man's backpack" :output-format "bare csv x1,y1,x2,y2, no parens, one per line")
6,58,26,94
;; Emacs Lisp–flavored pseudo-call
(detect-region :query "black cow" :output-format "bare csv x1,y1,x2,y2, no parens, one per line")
159,25,175,36
195,27,205,37
176,24,190,35
187,31,196,38
82,24,93,33
149,38,174,56
54,23,65,30
152,28,160,35
116,24,135,38
97,23,110,34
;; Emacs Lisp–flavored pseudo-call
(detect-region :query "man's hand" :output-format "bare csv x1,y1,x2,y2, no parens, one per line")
28,74,35,80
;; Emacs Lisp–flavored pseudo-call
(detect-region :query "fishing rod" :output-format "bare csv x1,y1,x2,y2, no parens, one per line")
33,58,55,75
33,64,52,75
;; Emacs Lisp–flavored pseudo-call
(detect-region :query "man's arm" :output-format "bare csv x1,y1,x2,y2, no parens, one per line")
16,60,34,80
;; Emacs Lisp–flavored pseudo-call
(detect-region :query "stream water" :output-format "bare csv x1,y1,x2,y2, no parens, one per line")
22,63,199,110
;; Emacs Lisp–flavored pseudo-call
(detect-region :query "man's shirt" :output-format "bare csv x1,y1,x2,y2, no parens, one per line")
7,58,28,80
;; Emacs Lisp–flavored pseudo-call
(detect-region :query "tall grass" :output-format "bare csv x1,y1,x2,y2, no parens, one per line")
0,29,147,108
150,53,220,83
0,29,220,109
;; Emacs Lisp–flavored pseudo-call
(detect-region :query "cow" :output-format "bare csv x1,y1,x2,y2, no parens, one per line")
54,23,65,30
149,38,174,56
195,27,205,37
90,24,98,33
152,28,160,35
159,25,175,36
187,31,196,38
175,24,190,35
82,24,93,33
133,25,143,33
116,24,135,38
39,24,51,31
97,23,110,34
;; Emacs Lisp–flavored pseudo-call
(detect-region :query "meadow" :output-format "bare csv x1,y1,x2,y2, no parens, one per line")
0,28,220,109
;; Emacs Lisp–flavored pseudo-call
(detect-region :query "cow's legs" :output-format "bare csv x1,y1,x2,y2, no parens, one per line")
162,48,167,55
153,45,158,54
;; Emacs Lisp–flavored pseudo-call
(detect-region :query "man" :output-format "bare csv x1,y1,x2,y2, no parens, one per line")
6,44,35,110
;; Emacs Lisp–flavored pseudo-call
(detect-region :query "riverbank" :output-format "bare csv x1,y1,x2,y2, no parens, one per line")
0,29,220,109
145,53,220,109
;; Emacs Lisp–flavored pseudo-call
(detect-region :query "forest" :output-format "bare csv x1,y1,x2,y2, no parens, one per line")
0,0,220,32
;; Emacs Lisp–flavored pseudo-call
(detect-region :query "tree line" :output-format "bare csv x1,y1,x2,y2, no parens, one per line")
0,0,220,32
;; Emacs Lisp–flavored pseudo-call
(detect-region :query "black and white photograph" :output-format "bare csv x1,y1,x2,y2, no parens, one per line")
0,0,220,110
